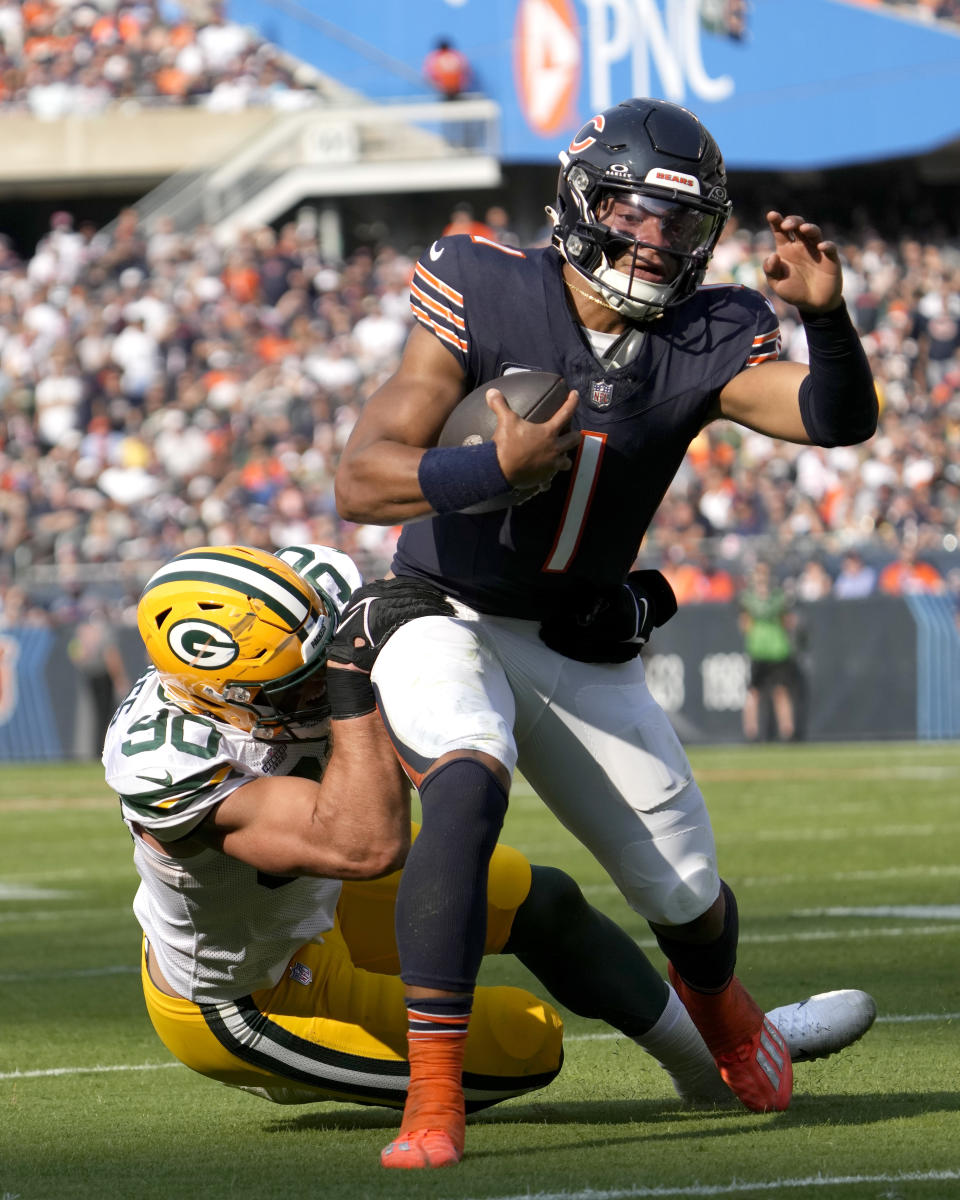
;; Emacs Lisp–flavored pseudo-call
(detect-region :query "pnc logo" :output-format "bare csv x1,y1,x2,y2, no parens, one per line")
514,0,581,136
168,619,239,670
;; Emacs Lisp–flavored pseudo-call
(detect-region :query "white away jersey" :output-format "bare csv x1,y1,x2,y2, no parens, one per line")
103,672,343,1002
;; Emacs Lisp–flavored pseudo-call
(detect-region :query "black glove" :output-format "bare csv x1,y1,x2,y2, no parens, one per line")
326,576,454,717
328,576,454,673
538,569,678,664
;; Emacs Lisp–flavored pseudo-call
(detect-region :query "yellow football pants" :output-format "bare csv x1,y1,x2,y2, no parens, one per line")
142,839,563,1109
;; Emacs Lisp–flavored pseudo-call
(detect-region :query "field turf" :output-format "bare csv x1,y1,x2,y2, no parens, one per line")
2,742,959,1199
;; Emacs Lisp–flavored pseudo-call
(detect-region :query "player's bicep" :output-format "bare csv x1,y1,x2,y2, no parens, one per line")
716,361,812,442
192,774,326,875
346,324,467,452
335,324,469,522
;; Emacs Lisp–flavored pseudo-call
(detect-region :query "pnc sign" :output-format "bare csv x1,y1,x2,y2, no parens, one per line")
514,0,734,138
514,0,582,136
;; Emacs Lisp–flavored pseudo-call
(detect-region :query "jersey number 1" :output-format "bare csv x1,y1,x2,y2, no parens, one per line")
542,432,606,574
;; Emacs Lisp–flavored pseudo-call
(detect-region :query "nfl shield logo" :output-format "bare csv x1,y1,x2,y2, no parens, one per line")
289,961,313,986
589,380,614,410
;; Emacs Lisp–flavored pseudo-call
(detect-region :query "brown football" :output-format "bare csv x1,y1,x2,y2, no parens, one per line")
437,371,568,513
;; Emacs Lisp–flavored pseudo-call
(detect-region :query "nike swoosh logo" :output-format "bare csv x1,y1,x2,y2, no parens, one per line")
137,771,174,787
429,241,445,261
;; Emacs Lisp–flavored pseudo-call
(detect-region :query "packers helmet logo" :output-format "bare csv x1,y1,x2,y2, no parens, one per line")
167,619,239,670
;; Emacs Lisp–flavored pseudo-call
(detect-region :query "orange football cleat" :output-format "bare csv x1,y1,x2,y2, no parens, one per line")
668,965,792,1112
381,1128,462,1169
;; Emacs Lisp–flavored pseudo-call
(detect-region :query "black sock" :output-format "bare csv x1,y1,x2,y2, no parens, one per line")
395,759,507,992
653,880,739,993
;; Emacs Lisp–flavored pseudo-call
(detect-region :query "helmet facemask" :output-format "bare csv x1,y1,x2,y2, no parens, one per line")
557,157,729,322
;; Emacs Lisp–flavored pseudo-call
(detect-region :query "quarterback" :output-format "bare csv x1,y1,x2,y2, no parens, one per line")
104,543,874,1148
335,97,879,1166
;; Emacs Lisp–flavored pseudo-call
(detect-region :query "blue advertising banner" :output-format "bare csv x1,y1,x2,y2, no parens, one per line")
227,0,960,169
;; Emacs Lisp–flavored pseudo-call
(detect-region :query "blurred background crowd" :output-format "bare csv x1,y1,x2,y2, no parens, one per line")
1,0,959,643
0,0,331,119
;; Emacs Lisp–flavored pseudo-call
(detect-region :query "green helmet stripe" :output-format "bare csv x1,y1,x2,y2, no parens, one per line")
144,553,316,634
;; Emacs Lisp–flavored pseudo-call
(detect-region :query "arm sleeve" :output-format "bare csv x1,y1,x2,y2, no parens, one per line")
798,303,878,447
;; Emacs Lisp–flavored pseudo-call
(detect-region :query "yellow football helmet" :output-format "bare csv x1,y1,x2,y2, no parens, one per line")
137,545,342,740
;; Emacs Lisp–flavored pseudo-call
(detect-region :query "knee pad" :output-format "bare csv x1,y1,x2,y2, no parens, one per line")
619,847,720,927
463,983,564,1111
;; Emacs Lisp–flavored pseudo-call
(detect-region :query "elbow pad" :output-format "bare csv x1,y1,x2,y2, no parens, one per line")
798,304,878,447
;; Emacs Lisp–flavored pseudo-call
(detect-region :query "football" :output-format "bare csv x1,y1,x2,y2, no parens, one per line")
437,371,569,514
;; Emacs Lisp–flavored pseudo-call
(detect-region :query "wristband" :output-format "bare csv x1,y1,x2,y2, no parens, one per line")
418,441,511,515
325,667,376,719
798,303,878,447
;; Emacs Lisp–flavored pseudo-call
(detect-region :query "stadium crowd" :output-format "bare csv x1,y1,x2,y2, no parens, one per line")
2,196,959,631
0,0,330,118
1,0,959,633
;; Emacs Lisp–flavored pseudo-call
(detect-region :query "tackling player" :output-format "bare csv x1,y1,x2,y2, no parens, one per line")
104,543,874,1153
335,98,879,1166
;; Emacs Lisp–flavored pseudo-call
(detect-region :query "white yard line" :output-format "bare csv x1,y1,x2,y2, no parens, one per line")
452,1169,960,1200
0,1062,180,1081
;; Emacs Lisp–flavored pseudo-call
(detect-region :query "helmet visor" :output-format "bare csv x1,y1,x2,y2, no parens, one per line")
596,192,719,258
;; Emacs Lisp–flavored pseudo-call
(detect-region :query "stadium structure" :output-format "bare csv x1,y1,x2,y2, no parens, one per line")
1,0,960,757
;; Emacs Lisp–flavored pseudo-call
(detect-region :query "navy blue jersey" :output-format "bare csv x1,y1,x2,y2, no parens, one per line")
393,235,779,618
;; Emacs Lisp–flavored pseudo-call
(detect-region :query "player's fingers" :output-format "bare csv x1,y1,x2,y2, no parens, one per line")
798,221,824,243
762,252,786,279
544,390,579,431
776,214,807,243
484,387,508,413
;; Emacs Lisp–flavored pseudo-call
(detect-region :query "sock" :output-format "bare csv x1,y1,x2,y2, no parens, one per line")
399,995,472,1148
395,759,508,991
654,880,739,993
633,985,730,1102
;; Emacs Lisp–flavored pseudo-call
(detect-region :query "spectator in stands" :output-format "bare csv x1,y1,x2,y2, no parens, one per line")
834,550,878,598
794,558,834,602
441,202,497,240
878,539,946,594
422,37,471,100
5,191,960,612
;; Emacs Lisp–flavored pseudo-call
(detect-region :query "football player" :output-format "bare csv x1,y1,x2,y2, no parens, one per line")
335,97,879,1167
104,542,874,1154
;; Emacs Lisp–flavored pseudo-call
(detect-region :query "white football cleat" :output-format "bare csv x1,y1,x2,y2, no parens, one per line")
766,989,877,1063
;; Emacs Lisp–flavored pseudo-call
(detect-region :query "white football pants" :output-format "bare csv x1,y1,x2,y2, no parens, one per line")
371,603,720,927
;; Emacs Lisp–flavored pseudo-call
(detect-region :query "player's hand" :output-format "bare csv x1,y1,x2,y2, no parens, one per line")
762,211,843,315
487,387,581,490
328,576,454,675
539,569,678,663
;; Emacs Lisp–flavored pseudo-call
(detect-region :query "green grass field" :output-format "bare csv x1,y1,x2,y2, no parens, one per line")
2,743,959,1200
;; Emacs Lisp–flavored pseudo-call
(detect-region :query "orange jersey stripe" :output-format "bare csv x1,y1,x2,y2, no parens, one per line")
411,303,469,353
414,262,464,307
410,280,466,330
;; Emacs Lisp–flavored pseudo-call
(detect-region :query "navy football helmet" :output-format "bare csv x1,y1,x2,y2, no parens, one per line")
551,98,732,322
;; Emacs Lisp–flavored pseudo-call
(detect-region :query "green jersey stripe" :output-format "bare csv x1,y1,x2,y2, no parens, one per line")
120,762,230,808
